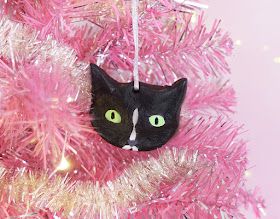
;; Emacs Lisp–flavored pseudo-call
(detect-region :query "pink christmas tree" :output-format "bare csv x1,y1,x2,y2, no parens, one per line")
0,0,264,218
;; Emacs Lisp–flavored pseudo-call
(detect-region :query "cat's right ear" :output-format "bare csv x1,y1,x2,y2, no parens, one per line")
90,64,118,95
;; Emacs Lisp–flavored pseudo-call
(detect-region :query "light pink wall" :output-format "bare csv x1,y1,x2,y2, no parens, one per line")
207,1,280,218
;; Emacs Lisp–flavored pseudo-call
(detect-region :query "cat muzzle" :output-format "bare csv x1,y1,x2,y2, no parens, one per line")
127,139,137,146
122,140,139,151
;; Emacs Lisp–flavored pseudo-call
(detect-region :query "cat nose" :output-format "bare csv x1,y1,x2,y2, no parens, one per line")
128,139,137,146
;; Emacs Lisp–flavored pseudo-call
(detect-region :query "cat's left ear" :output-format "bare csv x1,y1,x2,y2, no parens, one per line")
90,63,118,95
168,78,188,105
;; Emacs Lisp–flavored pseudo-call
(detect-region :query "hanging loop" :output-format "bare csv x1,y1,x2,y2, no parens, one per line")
132,0,139,91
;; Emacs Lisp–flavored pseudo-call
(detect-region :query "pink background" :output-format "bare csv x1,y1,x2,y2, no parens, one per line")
207,1,280,218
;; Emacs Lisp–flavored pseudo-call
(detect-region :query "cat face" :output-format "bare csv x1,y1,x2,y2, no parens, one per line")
90,64,187,151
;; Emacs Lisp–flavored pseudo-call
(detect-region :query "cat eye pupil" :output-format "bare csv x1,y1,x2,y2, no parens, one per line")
155,117,159,125
111,112,115,120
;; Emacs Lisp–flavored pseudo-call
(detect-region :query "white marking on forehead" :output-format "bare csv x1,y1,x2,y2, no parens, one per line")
129,108,138,141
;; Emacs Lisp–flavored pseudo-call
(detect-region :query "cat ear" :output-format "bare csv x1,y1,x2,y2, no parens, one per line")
167,78,188,106
90,64,118,95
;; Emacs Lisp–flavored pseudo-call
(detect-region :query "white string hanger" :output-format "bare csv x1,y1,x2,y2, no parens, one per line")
131,0,208,92
131,0,140,91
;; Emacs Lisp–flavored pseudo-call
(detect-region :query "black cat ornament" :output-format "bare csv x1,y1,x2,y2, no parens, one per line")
90,64,187,151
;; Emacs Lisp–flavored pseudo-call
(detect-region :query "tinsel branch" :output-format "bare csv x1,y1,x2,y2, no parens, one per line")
0,18,91,103
0,16,236,172
0,145,265,218
0,17,235,118
2,0,232,80
0,0,265,218
185,79,236,115
0,60,91,169
0,149,201,218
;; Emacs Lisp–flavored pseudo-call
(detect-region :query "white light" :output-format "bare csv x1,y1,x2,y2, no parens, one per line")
273,56,280,64
244,170,252,178
66,96,74,103
234,40,242,46
57,156,71,171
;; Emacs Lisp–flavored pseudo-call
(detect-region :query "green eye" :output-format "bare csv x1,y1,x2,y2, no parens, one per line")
105,110,121,123
149,115,165,127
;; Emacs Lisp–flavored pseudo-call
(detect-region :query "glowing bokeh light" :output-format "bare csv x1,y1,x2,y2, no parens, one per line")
235,40,242,46
273,56,280,64
57,156,71,171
